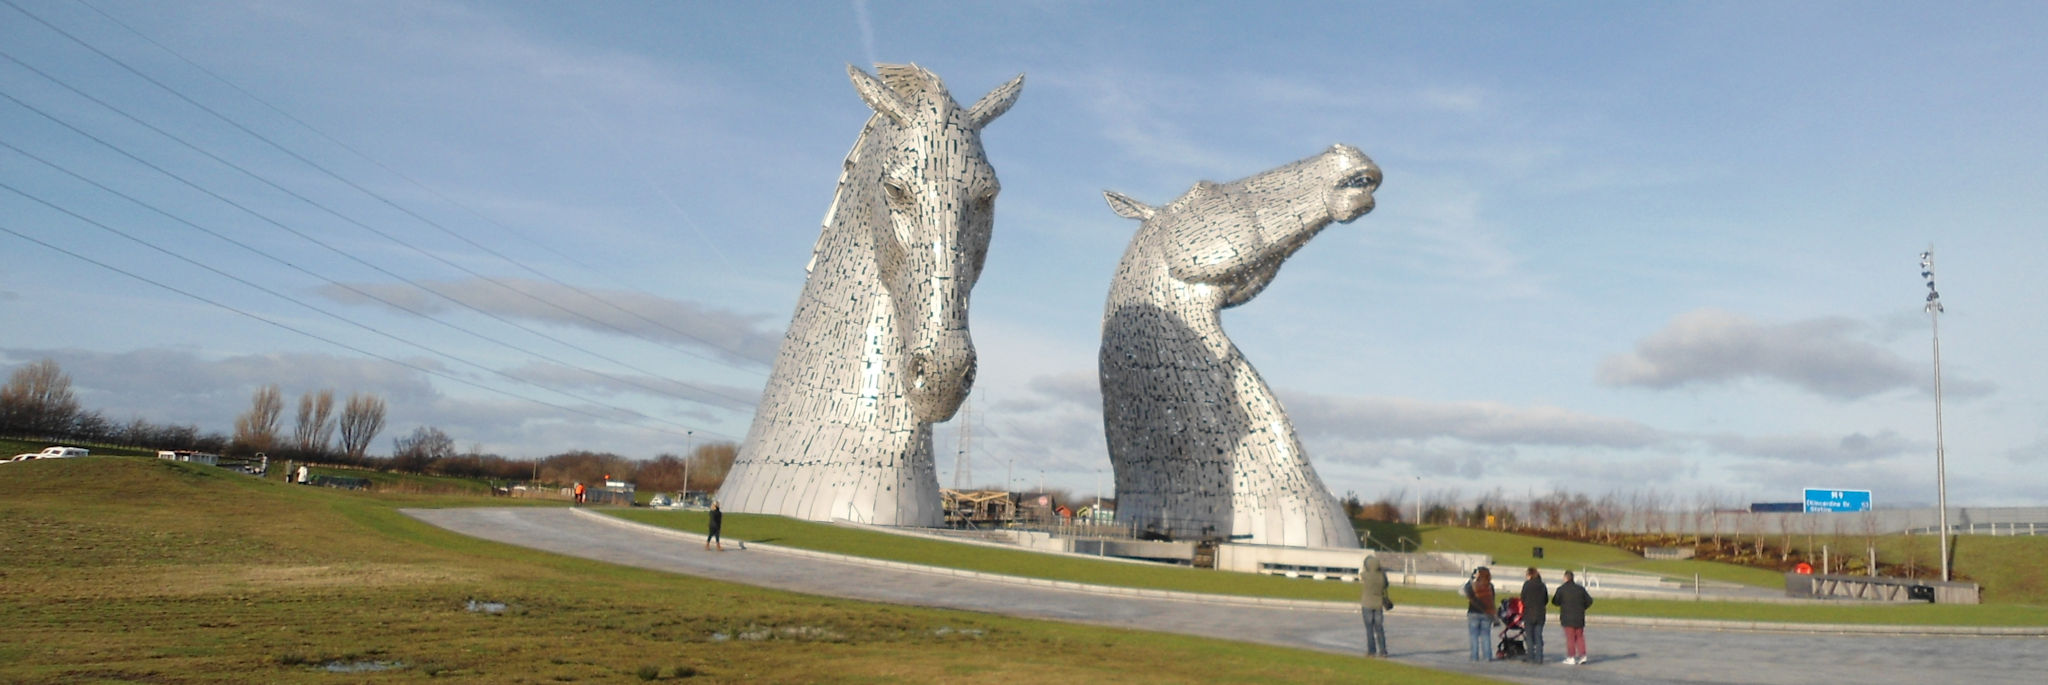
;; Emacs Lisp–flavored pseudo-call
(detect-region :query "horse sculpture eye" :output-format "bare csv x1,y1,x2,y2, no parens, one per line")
884,180,913,207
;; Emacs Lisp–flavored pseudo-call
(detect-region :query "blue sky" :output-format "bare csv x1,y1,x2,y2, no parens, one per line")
2,1,2043,506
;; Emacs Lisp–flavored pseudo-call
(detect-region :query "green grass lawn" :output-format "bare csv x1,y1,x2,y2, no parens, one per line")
613,509,2048,626
0,457,1481,684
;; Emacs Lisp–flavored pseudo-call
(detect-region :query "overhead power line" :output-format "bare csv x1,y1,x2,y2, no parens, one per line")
0,220,738,443
0,143,739,437
16,0,770,375
0,84,758,410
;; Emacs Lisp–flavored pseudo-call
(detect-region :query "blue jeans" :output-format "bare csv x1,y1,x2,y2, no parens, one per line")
1524,621,1545,662
1467,613,1492,661
1361,608,1387,655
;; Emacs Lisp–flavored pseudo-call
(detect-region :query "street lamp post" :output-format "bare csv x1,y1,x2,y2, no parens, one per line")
1920,248,1950,583
1413,476,1424,526
683,430,693,496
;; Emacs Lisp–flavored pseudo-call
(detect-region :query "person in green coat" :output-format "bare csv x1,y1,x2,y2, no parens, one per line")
1358,555,1391,656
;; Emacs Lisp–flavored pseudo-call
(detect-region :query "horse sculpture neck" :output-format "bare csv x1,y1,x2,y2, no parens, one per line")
717,64,1022,527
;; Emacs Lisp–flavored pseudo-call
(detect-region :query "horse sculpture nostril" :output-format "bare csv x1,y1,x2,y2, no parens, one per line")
908,355,930,390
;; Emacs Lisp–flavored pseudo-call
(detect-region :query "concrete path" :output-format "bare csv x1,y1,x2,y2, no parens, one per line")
406,508,2038,685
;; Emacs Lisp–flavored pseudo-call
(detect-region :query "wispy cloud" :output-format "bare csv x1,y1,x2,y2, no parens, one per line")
501,360,758,412
1052,69,1250,175
851,0,880,67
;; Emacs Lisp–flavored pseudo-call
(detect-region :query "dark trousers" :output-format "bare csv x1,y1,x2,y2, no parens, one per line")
1524,621,1545,662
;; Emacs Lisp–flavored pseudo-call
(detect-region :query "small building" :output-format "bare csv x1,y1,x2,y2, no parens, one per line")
157,450,219,466
1016,491,1059,522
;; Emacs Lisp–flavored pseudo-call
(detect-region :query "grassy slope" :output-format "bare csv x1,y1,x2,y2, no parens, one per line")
614,510,2048,626
1391,524,1788,587
2,437,156,458
1792,532,2048,605
0,458,1477,684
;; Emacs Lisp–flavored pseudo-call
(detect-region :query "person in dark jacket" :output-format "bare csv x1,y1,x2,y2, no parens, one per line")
1520,567,1550,663
1358,555,1391,657
705,501,725,551
1461,567,1500,661
1551,570,1594,664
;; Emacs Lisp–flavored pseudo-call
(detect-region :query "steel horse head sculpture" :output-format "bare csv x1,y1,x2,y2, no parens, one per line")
718,64,1022,526
1099,145,1380,548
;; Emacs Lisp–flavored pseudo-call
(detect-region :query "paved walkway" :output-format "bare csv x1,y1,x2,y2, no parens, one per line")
407,508,2039,684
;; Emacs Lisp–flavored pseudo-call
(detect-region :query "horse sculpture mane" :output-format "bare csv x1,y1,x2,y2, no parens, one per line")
1098,145,1380,548
717,64,1022,527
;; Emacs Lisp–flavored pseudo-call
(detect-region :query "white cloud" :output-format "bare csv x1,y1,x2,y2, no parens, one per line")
316,277,781,365
1598,308,1938,400
1284,392,1666,448
1701,430,1917,465
2008,437,2048,464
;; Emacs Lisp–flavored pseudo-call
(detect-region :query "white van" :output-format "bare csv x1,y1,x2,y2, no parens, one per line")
10,446,89,460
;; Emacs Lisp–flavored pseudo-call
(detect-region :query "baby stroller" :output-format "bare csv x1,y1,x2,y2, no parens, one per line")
1495,597,1526,660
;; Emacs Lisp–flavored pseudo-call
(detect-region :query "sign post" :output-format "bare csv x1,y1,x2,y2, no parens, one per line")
1802,488,1872,513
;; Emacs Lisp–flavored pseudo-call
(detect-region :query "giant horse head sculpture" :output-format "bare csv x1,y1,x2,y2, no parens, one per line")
847,65,1022,423
1095,144,1380,548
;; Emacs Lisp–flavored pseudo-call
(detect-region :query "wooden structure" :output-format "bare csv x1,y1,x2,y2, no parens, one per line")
942,489,1016,525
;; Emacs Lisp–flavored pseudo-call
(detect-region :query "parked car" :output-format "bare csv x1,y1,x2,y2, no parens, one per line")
9,446,90,461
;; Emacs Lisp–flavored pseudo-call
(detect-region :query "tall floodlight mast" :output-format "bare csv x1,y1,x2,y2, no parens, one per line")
1919,248,1949,583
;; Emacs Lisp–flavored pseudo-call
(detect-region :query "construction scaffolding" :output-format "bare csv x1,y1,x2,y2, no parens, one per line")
941,489,1015,525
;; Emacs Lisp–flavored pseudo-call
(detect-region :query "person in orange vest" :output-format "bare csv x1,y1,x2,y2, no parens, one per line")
573,481,586,505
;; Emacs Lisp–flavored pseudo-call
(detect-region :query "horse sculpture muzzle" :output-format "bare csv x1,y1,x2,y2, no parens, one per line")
906,334,975,423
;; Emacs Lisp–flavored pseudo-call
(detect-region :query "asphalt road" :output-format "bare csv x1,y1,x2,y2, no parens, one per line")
406,507,2036,684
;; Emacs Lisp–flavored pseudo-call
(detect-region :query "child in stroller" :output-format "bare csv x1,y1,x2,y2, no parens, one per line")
1495,596,1526,660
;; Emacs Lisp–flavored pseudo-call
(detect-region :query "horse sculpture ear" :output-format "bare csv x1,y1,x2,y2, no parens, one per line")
1103,191,1155,221
848,64,912,125
966,73,1025,130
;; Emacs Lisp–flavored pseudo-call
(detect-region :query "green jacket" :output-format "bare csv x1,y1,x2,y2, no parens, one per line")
1358,555,1390,610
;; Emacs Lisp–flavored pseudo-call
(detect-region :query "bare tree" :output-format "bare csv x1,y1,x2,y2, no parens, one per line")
231,384,284,454
1777,512,1796,562
0,358,81,437
390,425,454,473
639,453,687,492
688,441,739,492
292,389,337,456
337,392,386,462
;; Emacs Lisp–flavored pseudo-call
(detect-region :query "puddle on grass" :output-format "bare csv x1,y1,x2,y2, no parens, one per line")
465,599,507,614
323,660,406,673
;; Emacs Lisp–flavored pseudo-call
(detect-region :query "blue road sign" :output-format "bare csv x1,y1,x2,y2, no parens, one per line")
1803,488,1872,513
